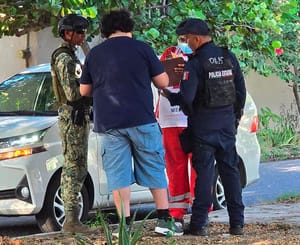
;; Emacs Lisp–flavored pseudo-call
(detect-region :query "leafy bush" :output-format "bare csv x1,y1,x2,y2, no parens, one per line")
89,206,155,245
258,104,300,161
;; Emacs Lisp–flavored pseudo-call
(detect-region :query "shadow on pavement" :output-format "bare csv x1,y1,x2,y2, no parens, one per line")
0,203,157,238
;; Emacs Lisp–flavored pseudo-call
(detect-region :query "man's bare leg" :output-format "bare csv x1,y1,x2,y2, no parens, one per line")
150,188,169,209
112,186,131,217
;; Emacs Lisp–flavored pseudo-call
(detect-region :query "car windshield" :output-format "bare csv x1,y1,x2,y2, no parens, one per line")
0,72,58,115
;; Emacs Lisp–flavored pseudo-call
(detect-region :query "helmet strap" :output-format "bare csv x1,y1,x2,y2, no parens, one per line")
63,30,75,45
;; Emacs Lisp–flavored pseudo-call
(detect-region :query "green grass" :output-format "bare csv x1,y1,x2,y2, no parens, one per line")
260,144,300,162
261,192,300,205
276,192,300,203
257,106,300,162
87,202,157,245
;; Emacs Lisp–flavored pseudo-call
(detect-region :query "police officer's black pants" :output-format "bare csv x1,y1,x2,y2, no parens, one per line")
190,129,244,228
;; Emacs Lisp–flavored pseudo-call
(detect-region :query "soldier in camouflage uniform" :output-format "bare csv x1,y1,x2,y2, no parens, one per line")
51,14,93,233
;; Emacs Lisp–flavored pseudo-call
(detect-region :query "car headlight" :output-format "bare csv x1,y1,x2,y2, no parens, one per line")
0,129,47,160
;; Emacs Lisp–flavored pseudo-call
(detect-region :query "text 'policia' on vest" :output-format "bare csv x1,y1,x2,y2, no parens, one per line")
201,48,236,108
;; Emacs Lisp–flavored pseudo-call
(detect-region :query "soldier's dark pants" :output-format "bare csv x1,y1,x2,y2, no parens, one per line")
190,128,244,228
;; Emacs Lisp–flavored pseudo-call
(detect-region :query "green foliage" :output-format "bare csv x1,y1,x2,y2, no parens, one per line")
0,1,297,58
268,1,300,89
95,209,114,244
86,209,115,229
259,106,299,147
74,234,94,245
91,206,155,244
0,1,299,112
276,192,300,203
258,105,300,161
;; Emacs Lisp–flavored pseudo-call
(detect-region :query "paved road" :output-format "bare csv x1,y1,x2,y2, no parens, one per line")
243,159,300,206
1,159,300,237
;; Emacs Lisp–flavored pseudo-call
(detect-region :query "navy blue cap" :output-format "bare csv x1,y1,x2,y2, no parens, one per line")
176,18,210,36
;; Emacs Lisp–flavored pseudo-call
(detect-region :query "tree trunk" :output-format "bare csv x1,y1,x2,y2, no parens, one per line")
292,65,300,116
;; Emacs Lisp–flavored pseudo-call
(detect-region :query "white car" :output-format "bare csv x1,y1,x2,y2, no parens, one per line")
0,64,260,232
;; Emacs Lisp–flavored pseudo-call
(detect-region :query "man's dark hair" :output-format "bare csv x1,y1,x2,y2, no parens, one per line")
100,9,135,38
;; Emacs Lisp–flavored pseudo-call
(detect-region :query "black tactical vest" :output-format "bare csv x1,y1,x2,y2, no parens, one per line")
200,48,236,108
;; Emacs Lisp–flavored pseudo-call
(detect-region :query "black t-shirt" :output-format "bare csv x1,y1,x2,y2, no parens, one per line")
80,36,164,133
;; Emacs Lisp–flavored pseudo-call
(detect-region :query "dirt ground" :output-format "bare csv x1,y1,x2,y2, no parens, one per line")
2,221,300,245
3,199,300,245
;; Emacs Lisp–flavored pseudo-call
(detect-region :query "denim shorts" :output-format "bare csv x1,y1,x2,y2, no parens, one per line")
98,122,167,192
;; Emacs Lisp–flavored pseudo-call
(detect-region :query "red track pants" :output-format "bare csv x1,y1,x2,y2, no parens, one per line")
162,127,196,220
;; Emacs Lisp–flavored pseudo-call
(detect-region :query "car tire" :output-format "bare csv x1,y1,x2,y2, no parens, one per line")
35,174,89,232
212,167,227,210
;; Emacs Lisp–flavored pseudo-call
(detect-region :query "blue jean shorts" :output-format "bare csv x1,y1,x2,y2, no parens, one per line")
98,122,167,192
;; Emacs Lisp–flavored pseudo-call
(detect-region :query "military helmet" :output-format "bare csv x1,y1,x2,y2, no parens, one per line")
58,14,89,38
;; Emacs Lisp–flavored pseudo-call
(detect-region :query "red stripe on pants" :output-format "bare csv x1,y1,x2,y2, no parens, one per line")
162,127,196,219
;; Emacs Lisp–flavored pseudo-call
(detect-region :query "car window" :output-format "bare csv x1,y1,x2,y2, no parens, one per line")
35,74,59,112
0,72,57,113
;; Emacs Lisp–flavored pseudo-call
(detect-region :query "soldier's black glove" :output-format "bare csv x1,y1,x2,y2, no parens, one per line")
71,105,85,126
68,97,91,126
89,107,93,121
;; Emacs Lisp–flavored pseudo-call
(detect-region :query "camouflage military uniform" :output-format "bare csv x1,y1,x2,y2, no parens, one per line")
51,42,90,213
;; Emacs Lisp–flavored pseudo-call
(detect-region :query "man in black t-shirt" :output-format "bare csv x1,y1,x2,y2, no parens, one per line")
80,9,183,237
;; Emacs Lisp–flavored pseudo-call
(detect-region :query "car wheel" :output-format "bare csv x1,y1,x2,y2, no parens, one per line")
212,167,227,210
35,174,89,232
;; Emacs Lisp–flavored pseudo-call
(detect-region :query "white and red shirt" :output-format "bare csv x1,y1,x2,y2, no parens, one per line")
156,46,189,128
156,86,187,128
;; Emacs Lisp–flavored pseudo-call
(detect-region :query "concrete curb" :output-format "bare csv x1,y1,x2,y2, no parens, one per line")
209,202,300,225
15,202,300,240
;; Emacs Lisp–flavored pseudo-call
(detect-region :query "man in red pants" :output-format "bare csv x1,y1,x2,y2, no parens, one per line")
156,36,196,228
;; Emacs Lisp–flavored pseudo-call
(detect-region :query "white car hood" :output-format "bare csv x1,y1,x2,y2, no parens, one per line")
0,116,58,139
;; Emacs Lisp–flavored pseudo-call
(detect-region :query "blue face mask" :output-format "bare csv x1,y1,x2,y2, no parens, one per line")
177,43,193,54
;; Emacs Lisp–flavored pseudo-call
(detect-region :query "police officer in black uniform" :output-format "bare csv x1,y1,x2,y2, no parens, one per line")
174,18,246,236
